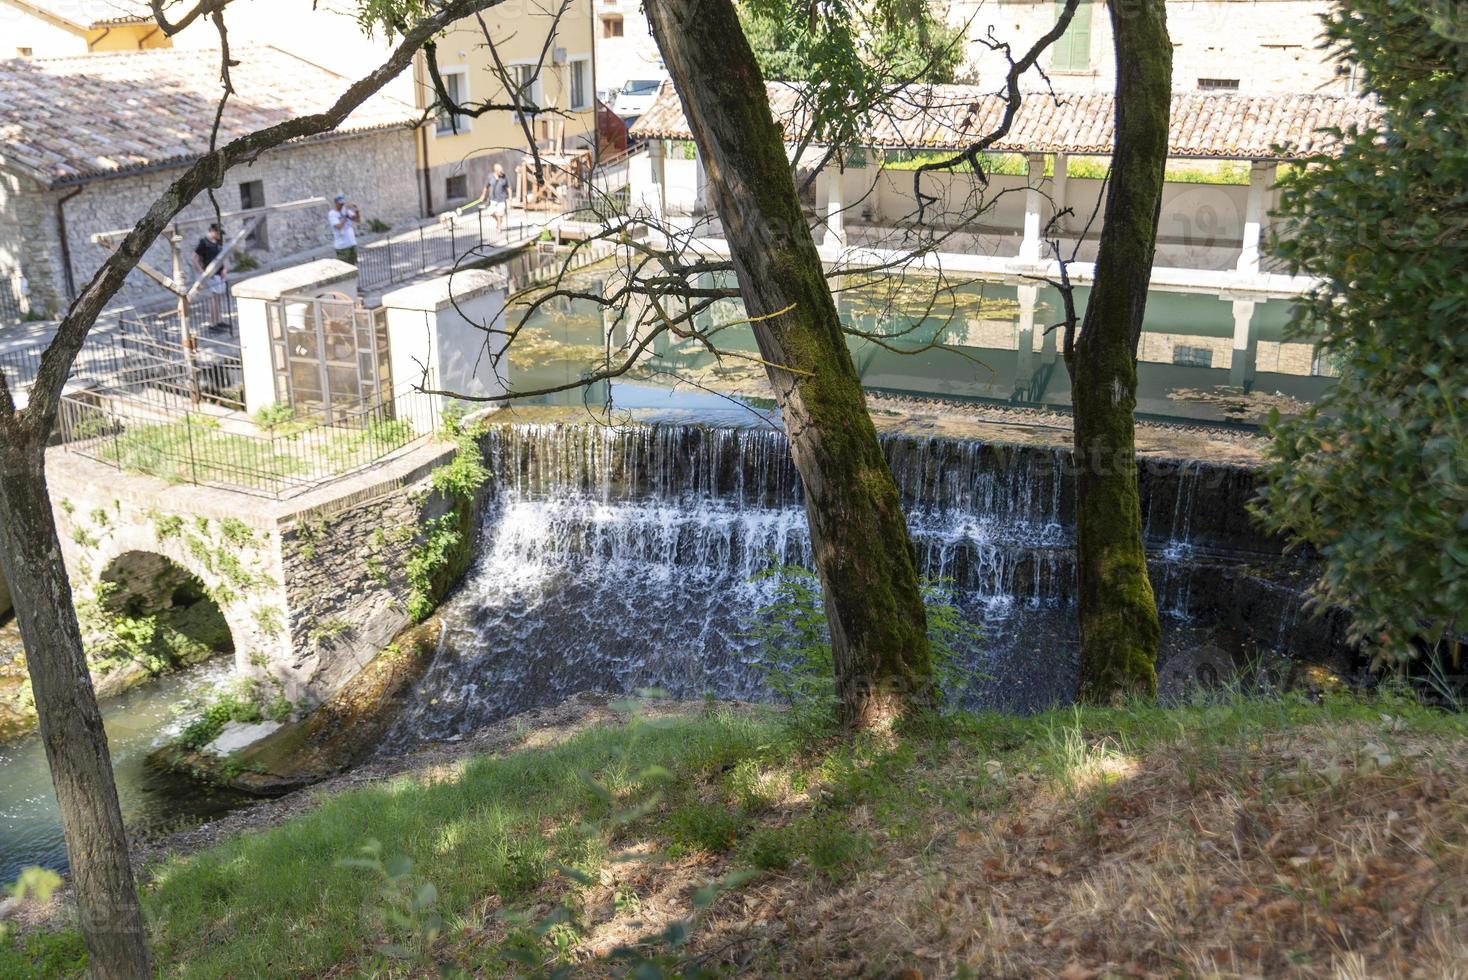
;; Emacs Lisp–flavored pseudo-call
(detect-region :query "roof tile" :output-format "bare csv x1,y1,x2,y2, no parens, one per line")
0,46,419,185
630,82,1381,160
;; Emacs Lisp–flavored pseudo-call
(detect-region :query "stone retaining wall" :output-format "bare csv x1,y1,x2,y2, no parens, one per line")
45,438,459,707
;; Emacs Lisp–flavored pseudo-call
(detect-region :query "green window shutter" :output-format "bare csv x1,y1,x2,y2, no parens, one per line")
1052,0,1093,71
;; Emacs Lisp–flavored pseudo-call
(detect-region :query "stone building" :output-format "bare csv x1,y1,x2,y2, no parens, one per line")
946,0,1351,95
0,45,421,316
588,0,1346,97
408,0,600,215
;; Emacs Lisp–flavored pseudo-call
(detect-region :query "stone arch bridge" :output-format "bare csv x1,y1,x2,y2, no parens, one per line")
27,440,459,706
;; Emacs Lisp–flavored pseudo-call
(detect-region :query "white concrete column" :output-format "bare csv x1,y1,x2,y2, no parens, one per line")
651,140,669,220
1229,297,1259,388
1015,284,1039,389
693,147,709,215
1040,288,1059,366
1052,153,1070,232
381,268,509,426
825,162,846,249
1019,152,1046,262
1235,160,1274,276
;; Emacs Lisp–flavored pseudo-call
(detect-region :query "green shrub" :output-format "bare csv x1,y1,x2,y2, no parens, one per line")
797,814,870,879
664,800,745,854
738,827,796,871
252,403,296,432
176,680,279,750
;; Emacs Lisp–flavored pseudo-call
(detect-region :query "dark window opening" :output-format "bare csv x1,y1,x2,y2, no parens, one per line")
1197,78,1240,91
445,174,469,200
239,180,268,249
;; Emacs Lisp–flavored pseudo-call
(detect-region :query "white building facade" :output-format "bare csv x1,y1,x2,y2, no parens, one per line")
947,0,1349,95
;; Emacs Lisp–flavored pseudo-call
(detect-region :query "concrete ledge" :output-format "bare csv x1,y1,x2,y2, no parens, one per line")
233,259,359,301
381,268,506,313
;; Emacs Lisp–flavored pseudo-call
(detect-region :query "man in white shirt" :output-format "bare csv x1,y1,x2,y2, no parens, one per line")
328,194,359,265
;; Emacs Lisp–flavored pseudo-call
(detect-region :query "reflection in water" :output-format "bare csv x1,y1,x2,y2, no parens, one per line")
504,260,1330,424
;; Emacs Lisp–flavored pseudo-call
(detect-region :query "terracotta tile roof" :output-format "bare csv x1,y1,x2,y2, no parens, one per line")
7,0,153,29
629,82,1382,160
0,46,419,185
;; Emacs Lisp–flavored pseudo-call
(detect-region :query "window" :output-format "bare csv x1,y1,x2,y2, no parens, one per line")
1197,77,1241,91
16,47,33,57
1051,0,1092,71
435,69,469,135
239,180,268,249
509,63,543,123
445,174,469,200
569,58,591,111
601,14,624,37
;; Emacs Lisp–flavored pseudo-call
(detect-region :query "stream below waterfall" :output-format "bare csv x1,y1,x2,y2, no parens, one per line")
0,657,248,882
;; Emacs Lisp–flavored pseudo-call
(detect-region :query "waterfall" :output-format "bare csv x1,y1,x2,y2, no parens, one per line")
386,422,1339,746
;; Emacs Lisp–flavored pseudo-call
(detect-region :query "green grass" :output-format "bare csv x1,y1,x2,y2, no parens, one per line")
22,688,1468,976
141,709,785,976
879,149,1253,184
0,928,88,978
100,418,308,489
94,413,422,491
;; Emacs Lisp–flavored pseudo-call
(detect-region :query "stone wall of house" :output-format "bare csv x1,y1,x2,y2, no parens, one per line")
22,127,421,314
0,167,56,318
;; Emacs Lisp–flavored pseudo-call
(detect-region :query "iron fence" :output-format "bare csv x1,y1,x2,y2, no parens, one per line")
0,345,43,394
114,318,245,409
355,209,546,293
0,271,26,323
55,384,445,498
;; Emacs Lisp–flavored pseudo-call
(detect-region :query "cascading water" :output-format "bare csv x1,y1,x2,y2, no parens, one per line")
387,422,1349,746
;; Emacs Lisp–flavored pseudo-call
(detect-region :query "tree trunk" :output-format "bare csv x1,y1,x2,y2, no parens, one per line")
0,437,151,979
644,0,936,728
1064,0,1172,701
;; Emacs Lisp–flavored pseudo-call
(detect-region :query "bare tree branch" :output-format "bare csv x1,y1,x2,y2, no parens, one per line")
13,0,517,439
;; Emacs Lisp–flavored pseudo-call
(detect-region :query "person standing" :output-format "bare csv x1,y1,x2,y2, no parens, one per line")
329,194,360,265
191,223,229,331
482,164,510,235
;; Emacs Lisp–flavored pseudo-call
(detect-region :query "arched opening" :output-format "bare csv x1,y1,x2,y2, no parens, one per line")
95,551,235,670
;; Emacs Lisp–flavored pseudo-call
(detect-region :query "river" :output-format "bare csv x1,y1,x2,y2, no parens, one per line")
0,654,247,882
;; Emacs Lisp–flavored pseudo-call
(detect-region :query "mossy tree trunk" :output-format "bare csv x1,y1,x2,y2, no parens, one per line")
1063,0,1172,702
0,439,151,979
644,0,936,728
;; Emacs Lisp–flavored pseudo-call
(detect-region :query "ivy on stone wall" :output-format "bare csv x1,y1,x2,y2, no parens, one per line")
404,413,491,622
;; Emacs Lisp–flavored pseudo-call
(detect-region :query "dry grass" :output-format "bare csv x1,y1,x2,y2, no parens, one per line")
538,714,1468,978
11,694,1468,978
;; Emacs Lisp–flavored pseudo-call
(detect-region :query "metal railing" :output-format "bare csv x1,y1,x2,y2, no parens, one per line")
55,384,444,498
355,208,550,293
0,345,44,394
114,318,245,409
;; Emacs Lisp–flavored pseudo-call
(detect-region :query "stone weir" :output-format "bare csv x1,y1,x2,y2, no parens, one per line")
484,421,1280,558
373,420,1355,748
